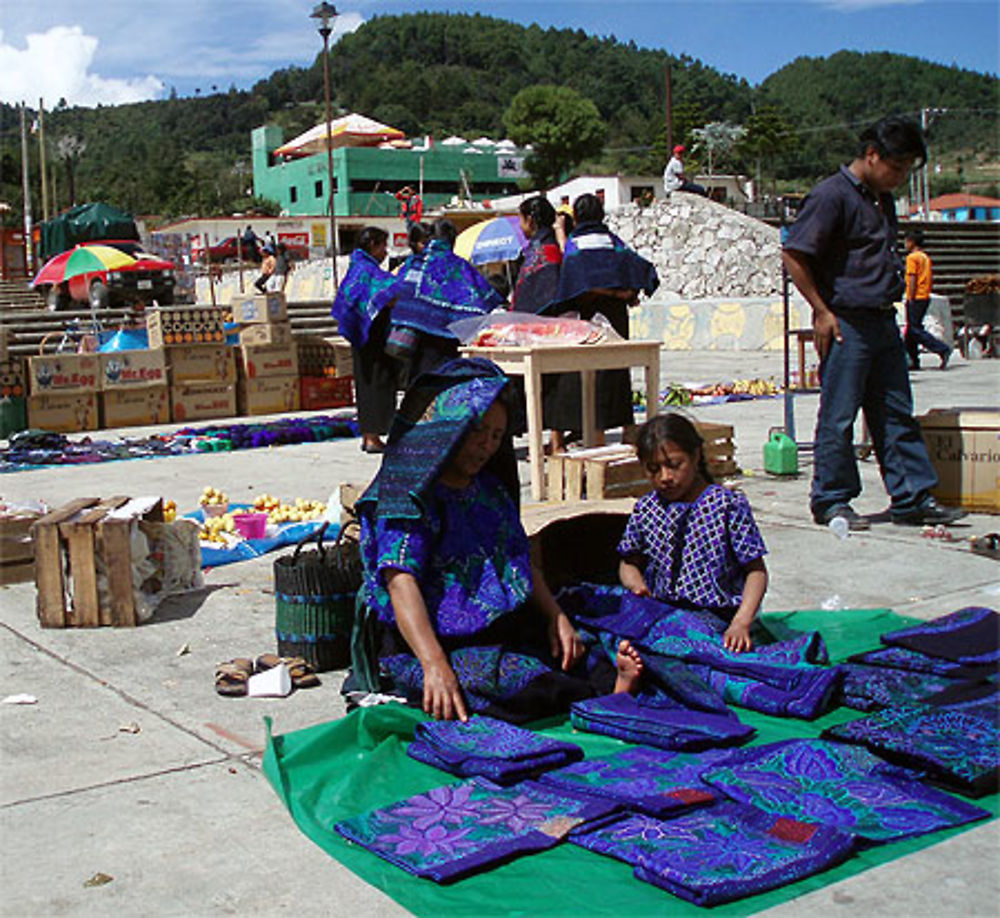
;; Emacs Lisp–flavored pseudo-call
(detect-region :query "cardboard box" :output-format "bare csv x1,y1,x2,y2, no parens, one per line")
101,385,170,429
239,321,293,348
27,392,99,433
99,350,167,389
919,408,1000,513
147,306,226,348
230,292,287,324
238,375,301,416
27,353,100,395
0,358,26,398
300,375,354,410
165,346,235,384
237,343,298,379
296,335,353,377
170,381,236,423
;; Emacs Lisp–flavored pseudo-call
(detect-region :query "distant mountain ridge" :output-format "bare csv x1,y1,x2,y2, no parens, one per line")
1,12,996,220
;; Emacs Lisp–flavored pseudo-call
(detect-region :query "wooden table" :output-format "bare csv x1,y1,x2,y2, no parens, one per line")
460,340,661,501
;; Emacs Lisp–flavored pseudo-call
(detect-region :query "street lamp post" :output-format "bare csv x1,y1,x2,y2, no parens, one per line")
311,2,339,291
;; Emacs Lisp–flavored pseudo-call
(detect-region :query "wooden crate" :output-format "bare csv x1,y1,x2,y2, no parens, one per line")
32,497,163,628
547,445,644,501
698,421,739,479
0,511,40,585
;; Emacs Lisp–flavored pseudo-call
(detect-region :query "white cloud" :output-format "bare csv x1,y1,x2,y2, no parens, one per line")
0,26,164,108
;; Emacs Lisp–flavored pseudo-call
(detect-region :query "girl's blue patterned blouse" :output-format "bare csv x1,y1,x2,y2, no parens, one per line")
361,471,533,637
617,484,767,614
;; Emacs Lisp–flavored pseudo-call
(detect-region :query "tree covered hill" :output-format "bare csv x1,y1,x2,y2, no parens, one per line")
1,12,996,222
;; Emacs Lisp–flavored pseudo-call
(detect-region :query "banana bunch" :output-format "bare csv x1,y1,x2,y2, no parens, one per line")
731,378,778,396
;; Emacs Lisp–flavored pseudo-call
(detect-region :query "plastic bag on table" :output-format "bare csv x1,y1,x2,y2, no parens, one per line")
448,310,621,347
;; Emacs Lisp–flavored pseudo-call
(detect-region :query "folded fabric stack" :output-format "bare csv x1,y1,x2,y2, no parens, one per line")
407,716,583,785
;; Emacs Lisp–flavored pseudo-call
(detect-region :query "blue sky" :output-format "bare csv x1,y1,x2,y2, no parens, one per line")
0,0,996,108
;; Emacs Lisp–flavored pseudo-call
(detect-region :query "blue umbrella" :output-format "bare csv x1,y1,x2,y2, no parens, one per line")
454,216,528,264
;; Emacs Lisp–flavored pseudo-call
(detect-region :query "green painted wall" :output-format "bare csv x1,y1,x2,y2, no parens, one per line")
252,126,523,217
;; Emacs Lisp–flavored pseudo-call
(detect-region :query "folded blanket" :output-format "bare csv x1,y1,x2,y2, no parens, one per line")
572,802,855,907
837,663,958,711
881,606,1000,666
823,701,1000,798
335,777,619,883
702,739,991,839
539,746,731,817
407,716,583,785
570,692,755,751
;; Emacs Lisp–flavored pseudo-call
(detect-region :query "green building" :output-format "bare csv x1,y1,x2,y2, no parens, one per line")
252,125,527,219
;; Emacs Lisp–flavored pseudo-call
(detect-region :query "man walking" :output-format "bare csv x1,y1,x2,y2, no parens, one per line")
782,115,965,531
904,230,951,370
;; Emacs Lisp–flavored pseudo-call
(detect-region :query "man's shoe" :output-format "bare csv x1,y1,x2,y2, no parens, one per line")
815,504,871,531
892,497,967,527
939,350,951,370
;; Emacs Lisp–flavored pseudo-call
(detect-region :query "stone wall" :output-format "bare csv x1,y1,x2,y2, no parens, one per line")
605,194,783,301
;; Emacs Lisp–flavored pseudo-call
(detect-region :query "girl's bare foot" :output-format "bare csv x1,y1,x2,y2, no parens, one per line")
613,639,643,695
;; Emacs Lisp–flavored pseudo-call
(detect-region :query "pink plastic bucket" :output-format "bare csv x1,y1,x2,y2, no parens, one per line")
233,512,268,540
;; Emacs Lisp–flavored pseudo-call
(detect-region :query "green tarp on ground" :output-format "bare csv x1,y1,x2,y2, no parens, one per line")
39,202,140,262
263,608,998,916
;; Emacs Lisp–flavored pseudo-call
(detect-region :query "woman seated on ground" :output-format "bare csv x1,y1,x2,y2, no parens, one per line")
356,357,636,722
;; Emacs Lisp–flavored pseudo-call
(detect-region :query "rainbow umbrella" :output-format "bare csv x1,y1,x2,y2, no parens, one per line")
32,244,137,287
454,216,528,265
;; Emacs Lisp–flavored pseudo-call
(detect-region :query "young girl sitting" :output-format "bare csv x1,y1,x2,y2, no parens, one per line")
618,413,768,653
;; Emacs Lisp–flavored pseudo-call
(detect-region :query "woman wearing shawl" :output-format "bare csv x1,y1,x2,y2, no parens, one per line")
542,194,660,451
357,358,627,722
511,196,562,313
372,219,505,384
331,227,400,453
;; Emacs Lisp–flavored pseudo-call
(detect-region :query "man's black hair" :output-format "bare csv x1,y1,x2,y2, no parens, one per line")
905,229,925,247
858,116,927,169
573,192,605,225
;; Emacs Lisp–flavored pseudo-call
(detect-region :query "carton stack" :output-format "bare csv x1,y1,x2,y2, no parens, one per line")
232,293,301,416
147,306,235,422
99,350,169,428
26,352,100,433
297,334,355,410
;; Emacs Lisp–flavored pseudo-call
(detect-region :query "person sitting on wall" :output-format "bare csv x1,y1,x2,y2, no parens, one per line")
663,145,707,197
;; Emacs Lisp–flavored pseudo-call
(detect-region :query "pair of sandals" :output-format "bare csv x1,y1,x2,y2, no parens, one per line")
215,654,320,697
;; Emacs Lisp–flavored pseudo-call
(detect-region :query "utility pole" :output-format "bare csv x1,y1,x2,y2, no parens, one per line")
665,64,673,160
19,103,34,275
920,107,930,220
38,99,50,222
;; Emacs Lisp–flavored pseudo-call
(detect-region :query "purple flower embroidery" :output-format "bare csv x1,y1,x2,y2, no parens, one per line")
381,822,476,858
479,794,554,832
392,783,482,830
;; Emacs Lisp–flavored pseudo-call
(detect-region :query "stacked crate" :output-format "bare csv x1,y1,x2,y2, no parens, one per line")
99,350,169,428
26,352,100,433
296,334,354,410
231,293,301,416
147,306,235,422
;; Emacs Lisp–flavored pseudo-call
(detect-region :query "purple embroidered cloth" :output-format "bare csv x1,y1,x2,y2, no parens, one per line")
334,777,619,883
572,802,855,906
701,739,990,841
407,716,583,785
823,702,1000,798
569,691,755,751
849,645,979,678
881,606,1000,666
538,746,733,817
837,663,958,711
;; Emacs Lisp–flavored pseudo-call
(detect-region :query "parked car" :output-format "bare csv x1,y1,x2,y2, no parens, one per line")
45,240,177,311
198,235,263,264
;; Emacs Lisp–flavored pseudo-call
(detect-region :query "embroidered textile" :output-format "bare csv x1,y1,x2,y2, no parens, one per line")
571,802,855,906
539,746,732,816
511,227,561,313
570,691,755,751
330,249,398,348
824,703,1000,798
543,222,658,313
881,606,1000,665
407,716,583,784
335,777,619,883
837,663,957,711
617,485,768,614
701,739,990,841
848,645,977,678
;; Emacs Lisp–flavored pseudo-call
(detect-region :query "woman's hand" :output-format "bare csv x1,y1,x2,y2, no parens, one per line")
723,618,753,653
421,657,468,722
548,612,587,672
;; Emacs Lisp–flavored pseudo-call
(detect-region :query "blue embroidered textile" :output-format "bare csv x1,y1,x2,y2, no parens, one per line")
569,691,756,751
511,227,561,314
375,239,504,340
701,739,990,841
330,248,398,348
334,777,619,883
407,716,583,784
617,485,767,614
824,702,1000,798
837,663,958,711
539,746,732,816
543,222,658,313
848,645,977,678
881,606,1000,666
571,802,855,906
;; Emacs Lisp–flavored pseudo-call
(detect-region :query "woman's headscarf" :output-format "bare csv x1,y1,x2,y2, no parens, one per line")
357,357,519,522
331,248,398,348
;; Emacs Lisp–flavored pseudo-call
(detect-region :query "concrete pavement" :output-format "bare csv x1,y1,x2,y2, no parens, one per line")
1,350,998,916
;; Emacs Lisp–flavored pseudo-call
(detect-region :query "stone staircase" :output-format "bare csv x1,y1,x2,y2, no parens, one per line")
0,279,46,311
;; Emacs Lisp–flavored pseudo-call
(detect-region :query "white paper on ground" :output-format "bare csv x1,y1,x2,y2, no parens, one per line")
247,664,292,697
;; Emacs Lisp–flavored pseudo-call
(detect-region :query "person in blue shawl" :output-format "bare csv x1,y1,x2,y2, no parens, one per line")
371,219,505,384
331,227,400,453
511,196,562,313
541,193,660,452
356,357,630,723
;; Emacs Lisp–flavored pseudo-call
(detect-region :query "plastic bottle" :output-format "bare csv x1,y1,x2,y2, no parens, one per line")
828,516,850,540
